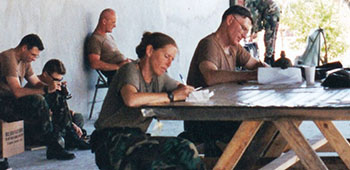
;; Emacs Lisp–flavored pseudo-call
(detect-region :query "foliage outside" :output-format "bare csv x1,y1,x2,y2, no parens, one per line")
279,0,349,61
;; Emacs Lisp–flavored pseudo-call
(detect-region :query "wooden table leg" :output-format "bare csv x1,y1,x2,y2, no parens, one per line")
260,137,328,170
263,121,303,158
213,120,263,170
273,120,328,170
235,121,279,170
314,120,350,169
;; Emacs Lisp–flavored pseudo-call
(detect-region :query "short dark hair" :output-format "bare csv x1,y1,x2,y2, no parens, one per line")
135,32,177,59
42,59,66,75
222,5,253,24
18,34,44,51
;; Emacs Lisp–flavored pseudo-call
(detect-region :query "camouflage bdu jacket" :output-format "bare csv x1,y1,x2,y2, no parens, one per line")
245,0,280,34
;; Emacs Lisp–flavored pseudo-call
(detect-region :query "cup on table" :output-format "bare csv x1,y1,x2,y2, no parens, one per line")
304,66,316,85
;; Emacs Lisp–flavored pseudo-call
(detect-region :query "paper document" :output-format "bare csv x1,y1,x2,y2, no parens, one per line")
186,89,214,102
258,67,302,85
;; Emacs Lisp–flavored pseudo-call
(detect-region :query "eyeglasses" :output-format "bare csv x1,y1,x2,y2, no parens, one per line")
49,74,63,82
232,16,249,33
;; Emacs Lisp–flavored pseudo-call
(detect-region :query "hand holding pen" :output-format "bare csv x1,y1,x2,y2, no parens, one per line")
179,74,202,91
179,74,187,85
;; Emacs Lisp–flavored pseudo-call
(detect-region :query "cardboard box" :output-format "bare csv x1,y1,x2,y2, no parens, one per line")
0,120,24,158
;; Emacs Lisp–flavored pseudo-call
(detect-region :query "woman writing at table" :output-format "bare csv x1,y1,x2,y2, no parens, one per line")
91,32,204,170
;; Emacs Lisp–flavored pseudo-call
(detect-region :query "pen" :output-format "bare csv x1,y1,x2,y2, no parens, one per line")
179,74,187,85
194,86,203,91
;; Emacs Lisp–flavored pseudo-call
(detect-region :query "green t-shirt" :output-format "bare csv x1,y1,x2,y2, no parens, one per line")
187,33,251,88
94,61,178,132
87,33,125,64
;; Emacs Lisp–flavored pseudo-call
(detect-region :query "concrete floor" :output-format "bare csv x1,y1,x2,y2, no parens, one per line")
7,119,97,170
5,118,184,170
5,118,350,170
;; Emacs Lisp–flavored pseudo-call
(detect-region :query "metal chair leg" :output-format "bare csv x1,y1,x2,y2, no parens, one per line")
89,79,100,120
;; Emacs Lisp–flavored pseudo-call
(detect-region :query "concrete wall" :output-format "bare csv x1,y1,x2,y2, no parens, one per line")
0,0,228,118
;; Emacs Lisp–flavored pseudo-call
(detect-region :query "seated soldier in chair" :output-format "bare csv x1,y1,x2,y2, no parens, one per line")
87,8,132,84
182,5,269,157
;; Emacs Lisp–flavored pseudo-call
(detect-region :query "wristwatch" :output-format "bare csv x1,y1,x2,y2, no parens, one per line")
167,91,174,102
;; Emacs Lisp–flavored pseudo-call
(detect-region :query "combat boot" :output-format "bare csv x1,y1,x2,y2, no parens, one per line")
46,136,75,160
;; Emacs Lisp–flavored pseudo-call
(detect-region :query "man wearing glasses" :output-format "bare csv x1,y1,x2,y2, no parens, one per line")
26,59,90,151
0,34,75,160
181,5,268,157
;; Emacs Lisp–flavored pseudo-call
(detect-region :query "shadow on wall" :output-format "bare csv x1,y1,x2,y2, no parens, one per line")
82,11,98,92
83,32,93,72
82,11,101,113
83,32,98,93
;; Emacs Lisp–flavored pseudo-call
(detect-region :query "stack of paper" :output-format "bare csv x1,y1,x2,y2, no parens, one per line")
258,67,302,85
186,89,214,102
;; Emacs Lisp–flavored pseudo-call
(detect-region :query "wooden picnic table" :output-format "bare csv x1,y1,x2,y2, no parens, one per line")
141,82,350,170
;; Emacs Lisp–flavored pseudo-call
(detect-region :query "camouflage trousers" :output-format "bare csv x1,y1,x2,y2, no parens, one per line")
91,127,204,170
263,16,279,65
0,94,52,144
244,0,280,65
45,91,72,133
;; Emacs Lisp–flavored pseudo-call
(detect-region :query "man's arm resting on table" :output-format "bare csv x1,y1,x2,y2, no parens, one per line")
199,61,257,86
88,53,129,71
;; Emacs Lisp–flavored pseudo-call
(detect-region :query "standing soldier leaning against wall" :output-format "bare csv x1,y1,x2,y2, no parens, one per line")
232,0,280,66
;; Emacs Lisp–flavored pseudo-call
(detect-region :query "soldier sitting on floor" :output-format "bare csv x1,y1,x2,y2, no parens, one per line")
25,59,90,150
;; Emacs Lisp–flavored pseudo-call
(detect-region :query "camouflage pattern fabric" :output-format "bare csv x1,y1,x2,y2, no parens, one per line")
0,92,78,146
72,112,84,129
45,91,72,133
91,128,204,170
0,94,52,145
245,0,280,64
45,91,87,148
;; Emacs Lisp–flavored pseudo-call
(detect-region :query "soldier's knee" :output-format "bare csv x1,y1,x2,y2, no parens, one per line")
17,94,47,106
30,94,46,101
72,112,84,128
29,94,49,107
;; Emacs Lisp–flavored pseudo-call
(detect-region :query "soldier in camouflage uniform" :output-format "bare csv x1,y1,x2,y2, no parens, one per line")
91,128,203,170
0,94,52,143
0,34,75,160
31,59,90,150
92,32,204,170
233,0,280,65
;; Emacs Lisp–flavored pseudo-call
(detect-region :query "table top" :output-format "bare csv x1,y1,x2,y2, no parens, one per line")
141,82,350,121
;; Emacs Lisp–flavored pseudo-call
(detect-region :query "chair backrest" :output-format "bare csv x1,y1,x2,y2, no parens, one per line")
96,70,108,88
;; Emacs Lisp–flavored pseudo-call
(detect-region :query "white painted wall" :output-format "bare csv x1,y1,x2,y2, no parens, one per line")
0,0,228,118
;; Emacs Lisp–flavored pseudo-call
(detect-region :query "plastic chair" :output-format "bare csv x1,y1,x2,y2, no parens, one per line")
89,70,108,120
